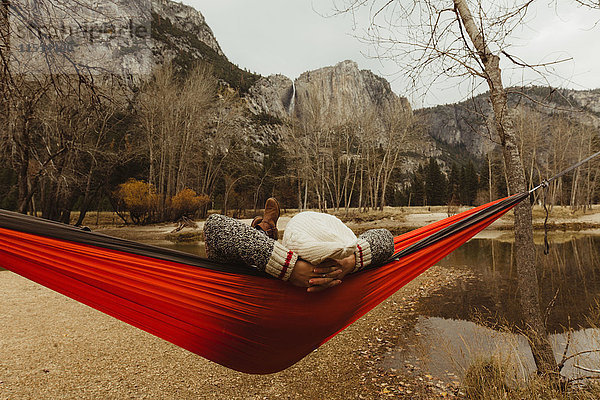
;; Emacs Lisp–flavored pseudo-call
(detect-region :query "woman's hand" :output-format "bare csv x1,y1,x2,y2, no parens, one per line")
289,259,342,292
328,254,355,279
313,253,355,279
308,254,356,292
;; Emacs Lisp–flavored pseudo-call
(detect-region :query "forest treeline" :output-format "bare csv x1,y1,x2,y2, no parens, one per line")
1,63,599,224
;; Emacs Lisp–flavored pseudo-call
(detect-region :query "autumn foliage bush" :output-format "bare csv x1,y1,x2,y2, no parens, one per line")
114,179,209,224
169,188,209,220
114,179,159,224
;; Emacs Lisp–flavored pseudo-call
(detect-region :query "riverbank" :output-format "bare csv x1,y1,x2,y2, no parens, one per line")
90,204,600,245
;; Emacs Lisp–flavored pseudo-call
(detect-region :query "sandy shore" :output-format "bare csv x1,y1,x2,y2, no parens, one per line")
94,204,600,247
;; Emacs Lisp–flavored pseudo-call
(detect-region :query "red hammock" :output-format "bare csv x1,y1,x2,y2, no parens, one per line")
0,193,527,374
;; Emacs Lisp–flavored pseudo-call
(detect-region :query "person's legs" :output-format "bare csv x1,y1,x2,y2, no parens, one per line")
204,213,296,280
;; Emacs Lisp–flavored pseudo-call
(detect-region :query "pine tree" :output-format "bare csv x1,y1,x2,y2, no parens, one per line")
464,161,478,205
491,157,508,198
425,157,447,205
408,165,426,206
447,163,460,205
479,155,490,201
457,161,479,205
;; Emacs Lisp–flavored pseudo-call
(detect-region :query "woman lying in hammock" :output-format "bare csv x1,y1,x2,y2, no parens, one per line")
204,198,394,292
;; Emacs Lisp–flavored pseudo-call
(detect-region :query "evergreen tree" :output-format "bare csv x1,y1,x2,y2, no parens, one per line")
425,157,447,205
491,157,508,198
479,155,491,201
447,163,460,204
408,165,426,206
459,160,478,205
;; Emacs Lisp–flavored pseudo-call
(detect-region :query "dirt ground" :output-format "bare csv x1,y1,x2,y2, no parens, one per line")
0,265,464,400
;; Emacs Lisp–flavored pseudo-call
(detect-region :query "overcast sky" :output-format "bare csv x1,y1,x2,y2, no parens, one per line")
182,1,599,108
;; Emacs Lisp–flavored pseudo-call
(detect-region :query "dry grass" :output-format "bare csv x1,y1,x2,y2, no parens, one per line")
530,205,596,220
68,211,126,227
462,357,512,399
461,356,600,400
164,231,204,243
335,209,403,224
68,204,600,229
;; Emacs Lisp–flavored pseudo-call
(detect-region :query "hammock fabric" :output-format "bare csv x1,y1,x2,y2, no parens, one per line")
0,192,528,374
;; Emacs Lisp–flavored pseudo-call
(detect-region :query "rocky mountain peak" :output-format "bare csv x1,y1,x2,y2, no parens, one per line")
247,60,411,124
149,1,600,167
567,89,600,115
246,74,295,117
152,0,223,57
294,60,406,122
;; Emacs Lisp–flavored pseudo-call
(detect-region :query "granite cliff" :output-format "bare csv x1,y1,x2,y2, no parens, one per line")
247,60,411,123
419,87,600,159
150,0,438,163
152,0,223,57
151,0,260,93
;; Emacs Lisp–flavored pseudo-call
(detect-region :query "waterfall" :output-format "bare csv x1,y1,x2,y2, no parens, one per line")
288,80,296,115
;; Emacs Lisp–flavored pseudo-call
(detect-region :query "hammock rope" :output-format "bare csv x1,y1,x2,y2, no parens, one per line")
1,152,598,374
530,150,600,193
530,149,600,255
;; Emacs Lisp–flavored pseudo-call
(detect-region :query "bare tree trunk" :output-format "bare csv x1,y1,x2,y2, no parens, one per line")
345,158,358,216
75,166,95,226
488,155,493,202
585,140,592,210
380,150,401,211
571,168,579,210
17,152,30,213
358,164,364,212
303,180,308,210
454,0,558,376
571,136,584,210
590,167,599,208
297,179,302,212
0,0,10,120
502,155,511,195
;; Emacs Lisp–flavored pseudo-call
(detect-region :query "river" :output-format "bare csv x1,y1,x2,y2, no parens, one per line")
383,233,600,382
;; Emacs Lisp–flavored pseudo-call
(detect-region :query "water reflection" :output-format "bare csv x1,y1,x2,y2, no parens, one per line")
384,316,600,381
423,235,600,333
384,234,600,381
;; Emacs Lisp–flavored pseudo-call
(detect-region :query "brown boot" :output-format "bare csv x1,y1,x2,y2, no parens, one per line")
257,197,280,240
251,216,263,229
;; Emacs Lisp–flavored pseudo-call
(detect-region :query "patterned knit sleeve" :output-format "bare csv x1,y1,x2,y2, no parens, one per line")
352,228,395,273
203,214,297,281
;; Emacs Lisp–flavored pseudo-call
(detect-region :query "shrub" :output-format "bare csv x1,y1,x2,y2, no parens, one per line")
114,180,210,224
170,189,209,220
114,179,159,224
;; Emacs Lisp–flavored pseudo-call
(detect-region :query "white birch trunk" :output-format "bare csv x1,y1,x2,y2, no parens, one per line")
454,0,558,376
